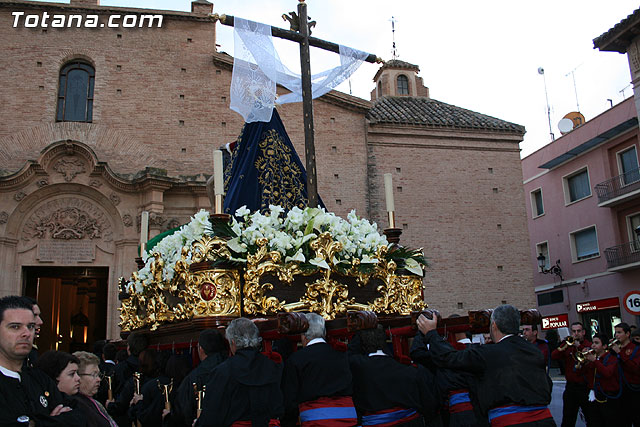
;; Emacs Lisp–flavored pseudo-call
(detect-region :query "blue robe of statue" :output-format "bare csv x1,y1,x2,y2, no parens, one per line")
223,108,324,214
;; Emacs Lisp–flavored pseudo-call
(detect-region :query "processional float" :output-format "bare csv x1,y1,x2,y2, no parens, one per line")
118,1,542,362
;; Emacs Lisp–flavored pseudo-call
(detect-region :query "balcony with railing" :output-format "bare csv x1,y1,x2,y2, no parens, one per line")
604,240,640,271
595,167,640,207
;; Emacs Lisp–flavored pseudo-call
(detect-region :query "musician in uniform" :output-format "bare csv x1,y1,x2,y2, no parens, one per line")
609,322,639,427
281,312,357,427
349,325,439,426
582,333,621,426
417,304,555,427
196,317,283,426
551,322,592,427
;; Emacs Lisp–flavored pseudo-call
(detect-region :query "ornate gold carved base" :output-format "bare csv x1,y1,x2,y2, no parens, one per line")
120,232,426,333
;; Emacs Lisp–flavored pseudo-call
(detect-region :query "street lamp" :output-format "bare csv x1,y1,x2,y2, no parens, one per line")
537,254,563,282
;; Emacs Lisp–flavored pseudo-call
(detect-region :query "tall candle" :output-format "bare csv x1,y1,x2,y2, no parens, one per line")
213,150,224,195
384,173,394,213
140,211,149,255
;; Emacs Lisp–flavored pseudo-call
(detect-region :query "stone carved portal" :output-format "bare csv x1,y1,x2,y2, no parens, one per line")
20,197,115,264
53,156,86,182
25,207,102,240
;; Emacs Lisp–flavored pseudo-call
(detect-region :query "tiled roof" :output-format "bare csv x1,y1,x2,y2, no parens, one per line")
593,7,640,53
367,96,525,134
382,59,419,69
373,59,419,81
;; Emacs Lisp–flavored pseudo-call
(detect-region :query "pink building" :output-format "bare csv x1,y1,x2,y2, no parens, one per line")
522,97,640,338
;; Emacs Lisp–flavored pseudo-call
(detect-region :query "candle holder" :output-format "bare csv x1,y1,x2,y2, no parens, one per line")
106,375,113,401
387,211,396,229
157,379,173,410
133,372,142,395
194,383,206,418
383,227,403,245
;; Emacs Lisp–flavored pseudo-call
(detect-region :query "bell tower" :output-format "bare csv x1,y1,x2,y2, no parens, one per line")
371,60,429,101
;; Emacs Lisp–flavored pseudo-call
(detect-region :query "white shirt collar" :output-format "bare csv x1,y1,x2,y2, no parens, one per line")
497,334,514,343
457,338,472,344
0,365,21,381
368,350,388,357
105,360,116,365
306,337,326,346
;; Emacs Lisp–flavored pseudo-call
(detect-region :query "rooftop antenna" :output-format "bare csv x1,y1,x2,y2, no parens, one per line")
538,67,555,141
620,84,630,99
565,64,582,112
390,16,398,59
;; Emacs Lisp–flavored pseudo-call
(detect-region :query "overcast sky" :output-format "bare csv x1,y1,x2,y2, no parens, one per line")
37,0,640,157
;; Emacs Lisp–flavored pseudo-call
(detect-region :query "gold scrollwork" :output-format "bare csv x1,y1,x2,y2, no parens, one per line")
190,269,241,317
243,238,296,315
367,248,427,315
120,229,428,331
191,235,232,263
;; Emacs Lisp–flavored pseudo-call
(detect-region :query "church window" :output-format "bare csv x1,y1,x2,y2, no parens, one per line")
397,74,409,95
378,80,382,95
56,60,94,122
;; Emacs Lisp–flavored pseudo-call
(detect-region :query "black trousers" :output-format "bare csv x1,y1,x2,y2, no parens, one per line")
561,382,590,427
620,385,640,427
586,394,621,427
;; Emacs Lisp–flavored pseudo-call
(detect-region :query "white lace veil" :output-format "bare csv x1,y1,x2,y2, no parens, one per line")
230,17,368,123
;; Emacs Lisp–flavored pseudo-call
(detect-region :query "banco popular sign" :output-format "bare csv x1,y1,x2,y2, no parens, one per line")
541,314,569,330
576,297,619,313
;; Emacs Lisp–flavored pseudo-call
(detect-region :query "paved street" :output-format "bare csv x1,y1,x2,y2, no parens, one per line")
550,380,586,427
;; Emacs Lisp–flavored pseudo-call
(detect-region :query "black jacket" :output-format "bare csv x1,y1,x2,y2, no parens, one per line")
423,331,553,416
173,352,226,427
0,366,85,427
195,348,283,427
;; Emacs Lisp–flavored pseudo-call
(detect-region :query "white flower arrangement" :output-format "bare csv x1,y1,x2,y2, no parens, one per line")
226,205,389,270
127,205,424,294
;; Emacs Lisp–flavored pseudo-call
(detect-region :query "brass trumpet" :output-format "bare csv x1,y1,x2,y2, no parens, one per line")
560,336,575,350
574,348,595,369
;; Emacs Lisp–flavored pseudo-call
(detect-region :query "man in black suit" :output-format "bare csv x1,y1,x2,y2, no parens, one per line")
195,318,283,426
281,313,357,427
417,304,555,427
349,325,438,426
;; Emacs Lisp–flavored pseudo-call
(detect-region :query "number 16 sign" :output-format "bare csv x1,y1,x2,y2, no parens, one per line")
623,291,640,315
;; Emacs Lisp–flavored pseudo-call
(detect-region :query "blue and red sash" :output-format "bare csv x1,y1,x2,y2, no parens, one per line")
488,405,552,427
361,406,420,426
448,389,473,414
299,396,358,426
232,420,280,427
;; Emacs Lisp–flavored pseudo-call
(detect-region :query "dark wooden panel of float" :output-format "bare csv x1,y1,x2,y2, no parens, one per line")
259,272,382,306
121,317,236,343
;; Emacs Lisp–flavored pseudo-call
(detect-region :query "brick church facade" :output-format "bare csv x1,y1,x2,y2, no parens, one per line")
0,0,534,344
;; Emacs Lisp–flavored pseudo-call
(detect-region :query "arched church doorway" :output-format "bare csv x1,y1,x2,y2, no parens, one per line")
23,266,109,354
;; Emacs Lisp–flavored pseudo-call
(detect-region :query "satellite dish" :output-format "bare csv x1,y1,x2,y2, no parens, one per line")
563,111,585,128
558,118,574,135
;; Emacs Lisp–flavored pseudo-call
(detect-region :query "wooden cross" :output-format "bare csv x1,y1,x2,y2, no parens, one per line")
216,1,381,208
